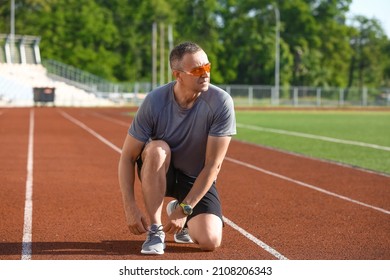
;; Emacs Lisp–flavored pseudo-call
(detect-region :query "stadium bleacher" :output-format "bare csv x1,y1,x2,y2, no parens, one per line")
0,34,116,107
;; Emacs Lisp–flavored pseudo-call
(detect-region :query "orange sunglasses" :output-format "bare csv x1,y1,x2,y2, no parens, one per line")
176,63,211,77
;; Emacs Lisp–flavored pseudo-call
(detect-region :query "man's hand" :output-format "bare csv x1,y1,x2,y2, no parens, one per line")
163,207,187,234
125,206,148,235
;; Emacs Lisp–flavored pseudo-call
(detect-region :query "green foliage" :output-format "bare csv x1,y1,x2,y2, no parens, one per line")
0,0,389,87
348,16,389,89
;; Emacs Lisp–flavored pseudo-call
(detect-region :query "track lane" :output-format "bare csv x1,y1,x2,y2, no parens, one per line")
0,108,30,260
218,161,389,259
227,141,390,212
31,108,133,259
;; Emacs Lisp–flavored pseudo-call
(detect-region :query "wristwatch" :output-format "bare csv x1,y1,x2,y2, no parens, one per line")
179,203,193,215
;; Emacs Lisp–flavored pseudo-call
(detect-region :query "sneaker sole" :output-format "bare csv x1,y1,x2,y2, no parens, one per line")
174,236,194,244
141,243,166,255
141,249,165,255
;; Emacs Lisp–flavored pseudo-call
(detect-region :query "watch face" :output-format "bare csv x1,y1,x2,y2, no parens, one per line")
182,204,193,215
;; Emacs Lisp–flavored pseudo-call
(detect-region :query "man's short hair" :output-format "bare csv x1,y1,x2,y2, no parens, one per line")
169,42,202,70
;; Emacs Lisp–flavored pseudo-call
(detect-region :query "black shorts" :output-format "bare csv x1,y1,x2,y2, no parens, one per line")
136,157,223,223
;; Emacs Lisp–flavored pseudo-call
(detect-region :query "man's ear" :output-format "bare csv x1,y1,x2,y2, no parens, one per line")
172,70,181,81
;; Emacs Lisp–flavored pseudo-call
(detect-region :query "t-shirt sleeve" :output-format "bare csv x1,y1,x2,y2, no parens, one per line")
209,94,236,137
128,96,154,142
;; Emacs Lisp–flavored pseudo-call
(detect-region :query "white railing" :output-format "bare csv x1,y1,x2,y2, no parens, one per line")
2,59,389,107
219,85,390,107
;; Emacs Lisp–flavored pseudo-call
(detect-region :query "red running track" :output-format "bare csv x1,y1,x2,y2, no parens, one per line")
0,107,389,260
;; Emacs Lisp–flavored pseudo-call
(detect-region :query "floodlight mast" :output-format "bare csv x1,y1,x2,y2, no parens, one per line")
167,24,173,82
267,3,280,105
10,0,15,63
274,5,280,105
152,22,157,89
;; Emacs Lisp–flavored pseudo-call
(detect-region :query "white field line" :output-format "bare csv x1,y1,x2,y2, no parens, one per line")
21,109,34,260
226,157,390,215
88,111,130,127
223,217,288,260
60,111,122,154
60,110,288,260
235,139,390,178
237,123,390,152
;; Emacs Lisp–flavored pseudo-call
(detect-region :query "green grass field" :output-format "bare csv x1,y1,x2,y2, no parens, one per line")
234,110,390,174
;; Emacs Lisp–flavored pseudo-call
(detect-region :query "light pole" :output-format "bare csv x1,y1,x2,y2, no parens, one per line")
267,3,280,105
167,24,173,83
152,22,157,89
10,0,15,63
274,5,280,105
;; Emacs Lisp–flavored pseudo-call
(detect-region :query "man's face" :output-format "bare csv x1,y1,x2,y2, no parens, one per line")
178,50,210,93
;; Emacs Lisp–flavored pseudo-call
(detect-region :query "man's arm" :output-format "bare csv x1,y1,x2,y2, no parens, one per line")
118,134,148,235
183,135,231,207
163,135,231,233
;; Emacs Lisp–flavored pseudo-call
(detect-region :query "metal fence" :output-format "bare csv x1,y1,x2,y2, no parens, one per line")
219,85,390,107
42,59,390,107
42,59,152,105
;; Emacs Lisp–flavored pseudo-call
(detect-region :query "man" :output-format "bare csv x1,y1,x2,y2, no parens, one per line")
118,41,236,255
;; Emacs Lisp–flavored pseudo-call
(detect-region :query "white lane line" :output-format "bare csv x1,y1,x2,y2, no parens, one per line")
88,111,130,127
21,109,34,260
235,139,390,178
226,157,390,215
60,111,122,154
60,110,287,260
237,123,390,152
223,217,287,260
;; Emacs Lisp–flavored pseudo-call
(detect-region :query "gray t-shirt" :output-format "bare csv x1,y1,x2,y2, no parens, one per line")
129,81,236,177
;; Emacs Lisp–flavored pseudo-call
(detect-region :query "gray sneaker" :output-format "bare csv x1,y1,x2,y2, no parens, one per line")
166,200,194,244
141,224,165,255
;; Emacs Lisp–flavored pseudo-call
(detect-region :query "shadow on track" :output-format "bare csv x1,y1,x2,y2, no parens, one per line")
0,240,200,259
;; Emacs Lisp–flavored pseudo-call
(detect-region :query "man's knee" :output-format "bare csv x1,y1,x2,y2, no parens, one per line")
198,235,222,251
188,214,223,251
142,140,171,162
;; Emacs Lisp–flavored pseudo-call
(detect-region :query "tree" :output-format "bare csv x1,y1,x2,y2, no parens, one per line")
216,0,292,85
169,0,224,83
0,0,389,87
12,0,120,80
311,0,353,87
348,16,388,89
